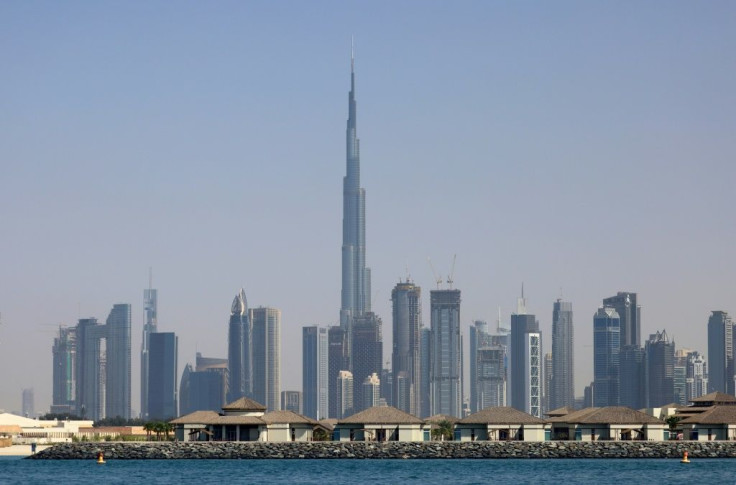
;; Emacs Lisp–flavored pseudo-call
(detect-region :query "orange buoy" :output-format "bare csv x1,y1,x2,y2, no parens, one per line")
680,450,690,464
96,451,106,464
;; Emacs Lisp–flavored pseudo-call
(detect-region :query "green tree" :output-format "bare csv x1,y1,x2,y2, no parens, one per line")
431,420,454,441
665,415,681,439
313,428,330,441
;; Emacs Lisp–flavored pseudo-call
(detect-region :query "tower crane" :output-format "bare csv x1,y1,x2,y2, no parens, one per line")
446,254,457,289
427,257,442,290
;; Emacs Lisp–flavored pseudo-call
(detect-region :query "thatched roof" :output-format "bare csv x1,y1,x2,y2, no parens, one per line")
222,397,267,412
690,392,736,406
548,406,662,425
317,419,337,431
260,410,316,425
679,406,736,425
170,410,263,426
546,406,575,418
425,414,460,425
339,406,424,425
459,407,545,425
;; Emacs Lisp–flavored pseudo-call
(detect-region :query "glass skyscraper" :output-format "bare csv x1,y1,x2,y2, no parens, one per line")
430,289,462,417
593,306,620,407
302,326,329,420
550,300,574,411
250,307,281,411
140,274,157,420
340,46,371,330
707,310,733,394
148,332,178,420
391,280,422,416
227,289,250,402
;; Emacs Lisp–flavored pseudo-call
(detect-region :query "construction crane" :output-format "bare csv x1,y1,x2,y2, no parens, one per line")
446,254,457,289
427,257,442,289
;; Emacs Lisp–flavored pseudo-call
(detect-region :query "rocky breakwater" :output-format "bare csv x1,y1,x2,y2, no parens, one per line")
27,441,736,460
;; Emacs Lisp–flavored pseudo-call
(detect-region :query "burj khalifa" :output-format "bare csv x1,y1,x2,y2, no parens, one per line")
340,45,371,329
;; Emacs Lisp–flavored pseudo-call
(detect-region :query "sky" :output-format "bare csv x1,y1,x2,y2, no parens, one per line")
1,1,734,414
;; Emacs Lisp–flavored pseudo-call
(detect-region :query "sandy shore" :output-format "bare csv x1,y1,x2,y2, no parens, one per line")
0,445,52,457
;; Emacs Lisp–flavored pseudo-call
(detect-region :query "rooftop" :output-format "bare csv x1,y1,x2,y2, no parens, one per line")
339,406,424,425
459,407,545,425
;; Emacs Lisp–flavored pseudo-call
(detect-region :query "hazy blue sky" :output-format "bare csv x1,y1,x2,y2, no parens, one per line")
1,1,734,414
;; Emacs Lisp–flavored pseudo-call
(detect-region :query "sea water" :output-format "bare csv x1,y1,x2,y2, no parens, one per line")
1,457,735,484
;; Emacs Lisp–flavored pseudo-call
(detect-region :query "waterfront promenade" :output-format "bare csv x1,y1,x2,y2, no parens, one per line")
27,441,736,460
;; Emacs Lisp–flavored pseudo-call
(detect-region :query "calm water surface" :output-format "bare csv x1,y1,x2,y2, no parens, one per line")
1,457,735,484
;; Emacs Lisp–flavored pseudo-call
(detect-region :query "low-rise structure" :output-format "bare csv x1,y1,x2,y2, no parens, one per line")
0,413,93,444
547,406,666,441
171,398,316,442
456,407,547,442
676,392,736,440
334,406,426,442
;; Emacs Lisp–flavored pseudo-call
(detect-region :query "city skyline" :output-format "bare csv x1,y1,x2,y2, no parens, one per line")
1,2,735,413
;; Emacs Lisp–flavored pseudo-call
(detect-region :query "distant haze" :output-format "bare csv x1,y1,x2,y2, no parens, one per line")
1,1,734,413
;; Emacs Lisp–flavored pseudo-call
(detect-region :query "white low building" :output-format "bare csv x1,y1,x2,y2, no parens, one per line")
547,407,666,441
171,398,316,442
334,406,426,442
456,407,547,442
0,413,94,444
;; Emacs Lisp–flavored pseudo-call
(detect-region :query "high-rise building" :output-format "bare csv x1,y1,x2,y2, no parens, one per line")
420,328,431,418
430,289,462,417
328,326,349,418
470,320,508,412
52,326,76,414
686,351,708,402
391,281,422,415
351,312,383,413
550,300,574,411
227,289,251,402
674,349,688,406
593,307,620,407
105,304,131,419
619,346,646,409
336,370,354,418
583,382,594,408
302,326,329,420
180,361,227,416
543,352,552,415
74,304,132,421
140,273,157,420
645,330,675,407
148,332,178,420
281,391,302,414
22,388,34,418
339,45,371,331
380,367,393,407
75,317,105,420
602,292,640,348
469,320,490,413
250,307,281,411
707,311,733,394
475,344,507,411
362,373,381,410
510,291,542,418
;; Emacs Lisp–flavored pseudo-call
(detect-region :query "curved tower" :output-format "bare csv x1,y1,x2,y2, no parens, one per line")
227,288,251,402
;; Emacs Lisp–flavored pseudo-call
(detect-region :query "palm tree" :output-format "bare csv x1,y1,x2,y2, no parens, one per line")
162,422,173,441
431,420,454,441
143,422,154,441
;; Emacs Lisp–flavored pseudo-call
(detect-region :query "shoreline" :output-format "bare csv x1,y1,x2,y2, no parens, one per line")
25,441,736,460
0,445,52,457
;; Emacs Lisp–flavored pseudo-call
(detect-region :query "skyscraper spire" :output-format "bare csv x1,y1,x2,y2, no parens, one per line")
341,39,370,329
